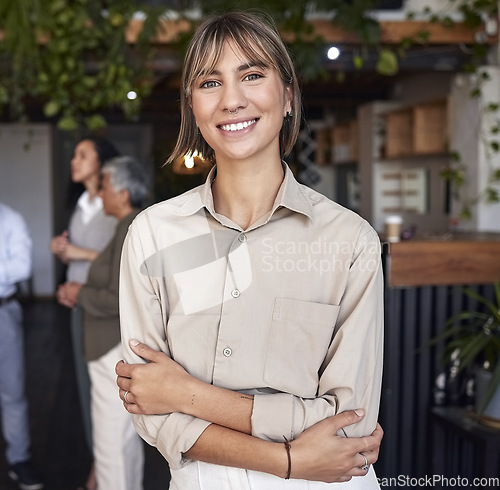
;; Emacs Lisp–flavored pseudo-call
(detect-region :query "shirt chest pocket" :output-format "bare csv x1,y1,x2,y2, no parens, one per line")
263,298,340,398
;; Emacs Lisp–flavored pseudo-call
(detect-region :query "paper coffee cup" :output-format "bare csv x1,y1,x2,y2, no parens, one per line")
385,215,403,243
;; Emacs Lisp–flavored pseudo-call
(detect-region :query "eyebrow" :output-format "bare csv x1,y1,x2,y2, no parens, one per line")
204,60,267,77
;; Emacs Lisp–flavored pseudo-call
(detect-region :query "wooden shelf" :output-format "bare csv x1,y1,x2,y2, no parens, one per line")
332,120,358,164
388,234,500,286
385,99,448,159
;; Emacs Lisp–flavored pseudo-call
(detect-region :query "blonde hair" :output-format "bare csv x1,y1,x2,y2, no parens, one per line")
166,11,302,164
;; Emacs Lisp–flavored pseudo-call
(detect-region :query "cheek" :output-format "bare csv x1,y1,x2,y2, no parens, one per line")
82,159,100,176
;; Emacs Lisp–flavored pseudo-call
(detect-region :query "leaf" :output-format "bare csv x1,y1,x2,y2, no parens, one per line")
459,206,472,220
485,187,499,203
57,115,78,131
376,49,398,76
470,88,482,98
353,54,363,70
43,100,60,118
0,85,8,105
463,287,500,323
84,114,107,130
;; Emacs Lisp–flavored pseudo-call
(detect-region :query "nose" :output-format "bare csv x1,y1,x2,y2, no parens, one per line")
221,80,247,114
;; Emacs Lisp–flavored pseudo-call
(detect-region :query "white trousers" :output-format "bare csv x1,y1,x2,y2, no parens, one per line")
170,461,380,489
89,343,144,490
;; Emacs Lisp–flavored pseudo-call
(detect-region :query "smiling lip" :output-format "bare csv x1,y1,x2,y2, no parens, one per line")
219,119,257,132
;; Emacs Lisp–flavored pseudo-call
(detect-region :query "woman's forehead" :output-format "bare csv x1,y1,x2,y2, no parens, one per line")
197,38,272,75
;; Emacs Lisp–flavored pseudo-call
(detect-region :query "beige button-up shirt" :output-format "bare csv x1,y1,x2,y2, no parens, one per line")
119,164,384,485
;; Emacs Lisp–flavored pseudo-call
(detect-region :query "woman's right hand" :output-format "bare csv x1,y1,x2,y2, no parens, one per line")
288,410,383,483
50,231,69,260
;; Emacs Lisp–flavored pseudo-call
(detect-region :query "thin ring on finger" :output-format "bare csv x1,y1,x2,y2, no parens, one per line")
361,453,369,472
124,390,131,404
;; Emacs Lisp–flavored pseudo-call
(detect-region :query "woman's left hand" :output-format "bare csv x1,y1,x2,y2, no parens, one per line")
116,339,192,415
56,281,81,308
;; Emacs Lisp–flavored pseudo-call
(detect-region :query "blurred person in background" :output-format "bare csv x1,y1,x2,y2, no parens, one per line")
57,156,150,490
50,135,120,489
0,202,44,490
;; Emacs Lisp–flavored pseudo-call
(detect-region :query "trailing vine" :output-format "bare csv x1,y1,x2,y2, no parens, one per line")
0,0,404,130
0,0,163,130
405,0,500,219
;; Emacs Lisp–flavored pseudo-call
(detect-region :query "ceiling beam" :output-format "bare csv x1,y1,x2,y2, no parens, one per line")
126,18,497,45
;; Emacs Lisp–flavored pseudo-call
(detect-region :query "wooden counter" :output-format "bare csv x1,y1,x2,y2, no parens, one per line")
386,233,500,287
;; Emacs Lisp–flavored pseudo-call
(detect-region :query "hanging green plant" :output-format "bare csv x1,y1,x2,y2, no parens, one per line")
0,0,494,134
0,0,163,130
0,0,404,132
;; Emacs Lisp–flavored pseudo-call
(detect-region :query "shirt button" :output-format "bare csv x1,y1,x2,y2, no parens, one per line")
231,289,241,298
223,347,232,357
238,234,247,243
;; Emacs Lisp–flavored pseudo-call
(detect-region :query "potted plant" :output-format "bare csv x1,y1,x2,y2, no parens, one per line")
433,283,500,426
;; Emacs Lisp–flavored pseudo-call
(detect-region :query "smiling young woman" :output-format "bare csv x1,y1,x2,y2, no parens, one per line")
116,11,384,490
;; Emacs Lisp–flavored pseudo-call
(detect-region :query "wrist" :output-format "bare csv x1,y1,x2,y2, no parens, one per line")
282,436,292,479
178,373,201,416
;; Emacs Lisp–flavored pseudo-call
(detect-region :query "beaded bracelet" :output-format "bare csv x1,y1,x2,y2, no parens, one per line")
283,435,292,479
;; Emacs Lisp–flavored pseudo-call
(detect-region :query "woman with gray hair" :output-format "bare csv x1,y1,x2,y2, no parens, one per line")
57,155,150,490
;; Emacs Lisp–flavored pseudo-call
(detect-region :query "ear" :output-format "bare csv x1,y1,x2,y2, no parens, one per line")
120,188,131,206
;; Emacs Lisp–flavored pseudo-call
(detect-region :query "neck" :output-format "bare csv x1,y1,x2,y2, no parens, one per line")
212,157,284,230
85,175,100,200
114,205,134,221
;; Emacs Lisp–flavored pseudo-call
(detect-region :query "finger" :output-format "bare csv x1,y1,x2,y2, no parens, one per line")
331,409,365,434
357,452,370,471
128,338,163,363
123,401,142,415
372,422,384,440
362,448,378,466
116,375,131,392
115,360,132,377
120,389,134,404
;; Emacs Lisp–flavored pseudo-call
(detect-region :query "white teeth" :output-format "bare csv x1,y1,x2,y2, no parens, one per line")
220,119,256,132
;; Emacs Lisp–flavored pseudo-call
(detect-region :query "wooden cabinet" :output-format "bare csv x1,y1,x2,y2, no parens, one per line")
385,98,448,158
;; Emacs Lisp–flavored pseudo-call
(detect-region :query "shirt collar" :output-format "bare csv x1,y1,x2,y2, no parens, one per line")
77,191,104,224
176,163,313,223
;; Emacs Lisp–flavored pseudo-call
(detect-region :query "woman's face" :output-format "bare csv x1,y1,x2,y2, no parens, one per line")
190,40,292,164
70,140,101,184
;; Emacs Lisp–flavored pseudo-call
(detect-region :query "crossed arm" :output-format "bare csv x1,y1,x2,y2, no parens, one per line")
115,339,383,483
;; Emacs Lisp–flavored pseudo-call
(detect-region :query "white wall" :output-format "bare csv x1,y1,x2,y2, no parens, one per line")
450,67,500,232
0,124,55,296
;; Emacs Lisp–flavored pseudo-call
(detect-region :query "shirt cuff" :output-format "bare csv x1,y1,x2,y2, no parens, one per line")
155,413,211,470
251,392,294,442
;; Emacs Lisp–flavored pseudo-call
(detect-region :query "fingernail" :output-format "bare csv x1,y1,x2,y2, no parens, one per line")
129,338,140,347
355,409,365,417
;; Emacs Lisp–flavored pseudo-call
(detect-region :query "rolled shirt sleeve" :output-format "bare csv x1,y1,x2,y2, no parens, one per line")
119,221,211,470
251,226,383,441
